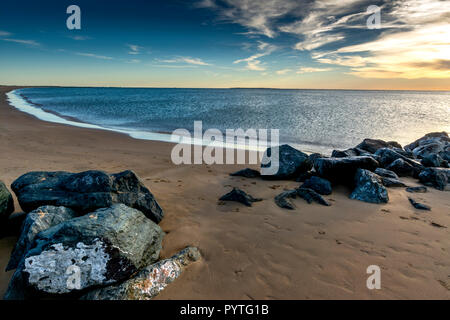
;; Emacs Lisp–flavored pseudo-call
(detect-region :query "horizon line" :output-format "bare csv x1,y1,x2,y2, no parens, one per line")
1,85,449,92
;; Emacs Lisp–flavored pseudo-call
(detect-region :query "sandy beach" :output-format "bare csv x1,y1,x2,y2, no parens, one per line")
0,85,449,299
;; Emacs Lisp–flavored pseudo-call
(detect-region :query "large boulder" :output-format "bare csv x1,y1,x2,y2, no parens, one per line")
355,139,401,154
0,181,14,221
11,170,163,223
4,204,164,299
350,169,389,204
314,156,379,184
6,206,77,272
261,145,312,180
301,176,332,195
418,168,449,191
404,132,449,152
81,247,201,300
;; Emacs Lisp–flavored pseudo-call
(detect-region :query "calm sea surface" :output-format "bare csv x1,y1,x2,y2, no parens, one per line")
11,87,450,154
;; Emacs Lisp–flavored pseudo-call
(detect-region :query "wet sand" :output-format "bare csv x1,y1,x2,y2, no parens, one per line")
0,85,449,299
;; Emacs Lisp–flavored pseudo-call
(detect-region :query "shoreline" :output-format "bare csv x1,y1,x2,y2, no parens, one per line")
5,88,351,155
1,85,449,299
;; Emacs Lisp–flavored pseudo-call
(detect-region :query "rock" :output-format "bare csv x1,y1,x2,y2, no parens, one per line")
350,169,389,204
374,168,399,180
314,156,379,184
6,206,77,272
381,177,407,188
0,181,14,221
421,154,448,168
392,147,414,158
301,176,332,195
375,148,422,169
11,170,164,223
418,168,449,191
1,212,27,238
408,198,431,211
356,138,401,154
295,171,317,182
332,148,360,158
81,247,201,300
261,145,312,180
413,142,445,159
404,132,449,152
385,158,418,177
406,186,428,193
296,188,331,206
308,153,325,166
4,204,164,299
274,188,330,209
229,168,260,178
274,190,298,210
219,188,262,207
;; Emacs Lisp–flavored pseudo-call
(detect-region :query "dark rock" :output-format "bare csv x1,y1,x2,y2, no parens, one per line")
404,132,449,152
308,153,325,166
413,142,445,159
350,169,389,204
418,168,449,191
261,145,312,180
392,147,414,158
11,170,163,223
81,247,201,300
4,204,164,299
381,177,407,188
295,171,317,182
301,176,332,195
332,148,359,158
385,158,418,177
274,188,330,209
374,168,399,180
230,168,260,178
274,191,296,210
375,148,423,169
314,156,379,184
0,181,14,221
6,206,77,272
1,212,27,238
219,188,262,207
408,198,431,211
356,138,401,154
274,190,297,210
296,188,331,206
406,186,428,193
421,154,448,168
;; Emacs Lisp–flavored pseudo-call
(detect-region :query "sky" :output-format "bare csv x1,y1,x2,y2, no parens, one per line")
0,0,449,90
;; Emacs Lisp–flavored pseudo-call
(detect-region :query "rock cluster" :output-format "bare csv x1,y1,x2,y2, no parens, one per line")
224,132,448,210
2,170,200,300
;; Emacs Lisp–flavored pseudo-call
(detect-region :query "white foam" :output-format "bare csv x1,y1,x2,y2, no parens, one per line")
6,89,268,152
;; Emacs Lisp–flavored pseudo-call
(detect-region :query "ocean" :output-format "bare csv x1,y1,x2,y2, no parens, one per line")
7,87,450,154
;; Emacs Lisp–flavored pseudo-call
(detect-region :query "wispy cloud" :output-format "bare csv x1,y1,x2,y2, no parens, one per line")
68,35,91,41
0,30,12,37
127,44,142,55
276,69,291,75
157,56,211,66
234,42,276,71
76,52,114,60
297,67,332,74
1,38,40,46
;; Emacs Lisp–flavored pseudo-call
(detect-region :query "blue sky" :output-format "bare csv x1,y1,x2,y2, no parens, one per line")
0,0,449,89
